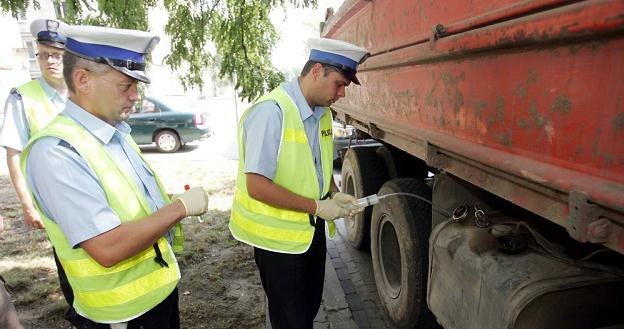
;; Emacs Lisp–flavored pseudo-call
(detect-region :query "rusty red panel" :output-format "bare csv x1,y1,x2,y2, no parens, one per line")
435,0,624,54
360,0,624,70
342,39,624,184
323,0,624,253
323,0,572,54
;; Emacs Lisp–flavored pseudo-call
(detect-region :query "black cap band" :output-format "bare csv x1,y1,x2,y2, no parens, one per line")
94,57,146,71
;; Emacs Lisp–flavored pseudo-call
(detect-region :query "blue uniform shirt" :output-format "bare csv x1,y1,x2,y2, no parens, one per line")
0,78,66,151
25,100,171,248
243,79,327,197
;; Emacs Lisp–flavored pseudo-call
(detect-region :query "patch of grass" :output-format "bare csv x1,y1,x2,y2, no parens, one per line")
14,281,56,306
0,224,50,259
177,205,264,329
0,262,67,327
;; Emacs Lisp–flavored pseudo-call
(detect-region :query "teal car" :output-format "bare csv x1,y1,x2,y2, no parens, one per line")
128,96,211,152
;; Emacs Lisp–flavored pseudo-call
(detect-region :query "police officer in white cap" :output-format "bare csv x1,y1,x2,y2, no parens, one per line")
229,37,370,329
21,25,209,329
0,18,68,230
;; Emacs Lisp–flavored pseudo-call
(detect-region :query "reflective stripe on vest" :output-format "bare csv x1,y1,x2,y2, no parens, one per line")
16,80,59,135
229,86,335,254
21,116,180,323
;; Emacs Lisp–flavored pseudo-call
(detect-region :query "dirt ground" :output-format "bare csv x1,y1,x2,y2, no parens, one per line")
0,139,264,328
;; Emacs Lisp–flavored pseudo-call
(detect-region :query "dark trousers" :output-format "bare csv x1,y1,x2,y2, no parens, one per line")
53,249,79,322
71,288,180,329
254,218,327,329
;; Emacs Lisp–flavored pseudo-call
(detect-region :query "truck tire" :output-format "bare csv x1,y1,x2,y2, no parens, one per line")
371,178,437,329
341,147,387,249
376,145,428,180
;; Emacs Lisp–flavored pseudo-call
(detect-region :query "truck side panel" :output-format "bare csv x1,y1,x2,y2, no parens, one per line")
323,0,624,253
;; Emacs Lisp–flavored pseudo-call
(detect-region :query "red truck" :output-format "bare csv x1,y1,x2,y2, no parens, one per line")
321,1,624,328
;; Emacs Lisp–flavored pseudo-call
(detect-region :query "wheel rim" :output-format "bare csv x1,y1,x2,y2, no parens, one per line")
378,213,402,299
157,134,177,151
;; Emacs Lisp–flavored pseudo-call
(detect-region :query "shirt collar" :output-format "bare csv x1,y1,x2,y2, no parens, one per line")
62,100,131,144
286,79,325,121
38,77,66,102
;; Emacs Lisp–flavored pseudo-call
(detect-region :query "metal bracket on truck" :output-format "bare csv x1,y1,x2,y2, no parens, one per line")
568,191,624,251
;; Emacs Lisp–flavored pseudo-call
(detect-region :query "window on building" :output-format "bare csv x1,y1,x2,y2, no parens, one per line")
53,1,68,19
26,41,36,59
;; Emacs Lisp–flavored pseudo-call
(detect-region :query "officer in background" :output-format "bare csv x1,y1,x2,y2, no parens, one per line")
1,18,67,230
22,24,209,328
229,38,369,329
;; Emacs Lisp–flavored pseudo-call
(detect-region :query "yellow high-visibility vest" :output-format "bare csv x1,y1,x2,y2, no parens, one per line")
21,115,181,323
16,79,60,135
229,86,335,254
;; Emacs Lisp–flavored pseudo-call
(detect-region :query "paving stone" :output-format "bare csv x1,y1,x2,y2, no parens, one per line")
352,309,371,328
328,309,358,329
344,262,359,274
313,318,329,329
363,300,379,314
332,260,345,269
340,253,353,262
314,307,328,323
340,279,355,294
345,292,364,311
350,271,363,284
322,258,350,312
335,268,349,281
346,263,360,274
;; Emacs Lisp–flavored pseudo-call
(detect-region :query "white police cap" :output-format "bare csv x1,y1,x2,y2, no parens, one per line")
59,25,160,84
30,18,68,49
308,38,370,85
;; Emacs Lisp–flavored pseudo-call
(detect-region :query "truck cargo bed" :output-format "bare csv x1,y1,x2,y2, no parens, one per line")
322,0,624,253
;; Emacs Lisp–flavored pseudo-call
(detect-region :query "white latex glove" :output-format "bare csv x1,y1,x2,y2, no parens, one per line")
175,187,209,216
331,192,357,207
314,199,350,221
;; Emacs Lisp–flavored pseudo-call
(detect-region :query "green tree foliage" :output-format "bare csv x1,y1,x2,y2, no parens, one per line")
1,0,35,17
1,0,317,101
